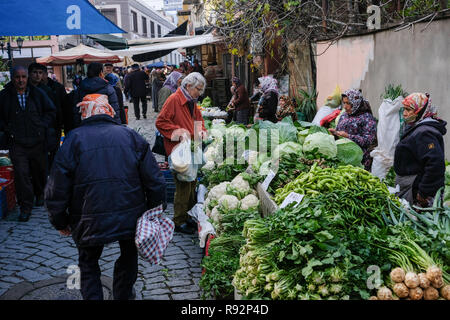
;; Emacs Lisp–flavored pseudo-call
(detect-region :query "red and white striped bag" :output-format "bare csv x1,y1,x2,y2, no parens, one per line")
135,205,175,265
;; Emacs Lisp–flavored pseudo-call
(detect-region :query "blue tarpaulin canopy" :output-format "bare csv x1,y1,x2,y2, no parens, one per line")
0,0,125,36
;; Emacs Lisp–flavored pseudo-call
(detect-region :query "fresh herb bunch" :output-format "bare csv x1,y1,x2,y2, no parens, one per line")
200,234,244,299
200,163,247,188
381,84,408,100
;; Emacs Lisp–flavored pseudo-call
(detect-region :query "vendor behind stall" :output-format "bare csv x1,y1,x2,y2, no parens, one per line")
276,95,298,122
328,89,377,171
255,76,279,123
393,92,446,208
228,77,250,125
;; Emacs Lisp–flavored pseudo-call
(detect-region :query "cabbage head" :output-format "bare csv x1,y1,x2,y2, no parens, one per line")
303,132,337,159
273,142,302,159
336,138,364,167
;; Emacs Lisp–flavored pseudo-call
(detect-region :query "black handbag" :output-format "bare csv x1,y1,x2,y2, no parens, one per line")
152,133,166,156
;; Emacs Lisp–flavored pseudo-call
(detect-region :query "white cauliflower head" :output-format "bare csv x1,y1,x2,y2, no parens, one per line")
202,161,216,171
207,181,230,201
240,194,259,210
231,174,250,192
218,194,240,211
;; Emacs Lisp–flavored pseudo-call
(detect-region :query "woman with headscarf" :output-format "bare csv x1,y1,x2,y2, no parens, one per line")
276,95,298,122
158,71,183,111
255,76,279,123
228,76,250,125
393,93,446,208
328,89,377,171
105,73,126,124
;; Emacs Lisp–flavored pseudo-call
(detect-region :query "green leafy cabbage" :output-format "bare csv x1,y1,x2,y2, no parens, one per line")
303,132,337,159
336,138,364,167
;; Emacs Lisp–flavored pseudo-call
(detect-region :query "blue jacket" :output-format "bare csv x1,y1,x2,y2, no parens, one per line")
72,77,121,128
394,118,447,198
45,115,166,247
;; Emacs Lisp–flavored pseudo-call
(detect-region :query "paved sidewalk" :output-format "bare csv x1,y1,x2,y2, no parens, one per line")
0,105,207,300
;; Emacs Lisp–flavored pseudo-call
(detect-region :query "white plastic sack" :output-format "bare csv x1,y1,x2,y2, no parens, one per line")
370,96,403,179
187,203,216,248
312,105,334,126
175,145,204,182
169,139,191,173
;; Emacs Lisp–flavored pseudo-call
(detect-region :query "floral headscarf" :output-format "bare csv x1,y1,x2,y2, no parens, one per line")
276,95,297,121
76,94,116,120
402,92,437,123
258,76,279,96
163,71,183,93
342,89,369,115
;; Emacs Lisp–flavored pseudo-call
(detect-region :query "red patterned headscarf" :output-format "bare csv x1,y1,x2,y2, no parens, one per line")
76,94,116,120
402,92,437,123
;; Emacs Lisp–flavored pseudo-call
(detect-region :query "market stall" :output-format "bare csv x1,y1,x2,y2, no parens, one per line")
185,115,450,301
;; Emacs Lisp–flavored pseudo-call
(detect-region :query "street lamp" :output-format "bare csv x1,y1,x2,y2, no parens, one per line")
0,37,25,75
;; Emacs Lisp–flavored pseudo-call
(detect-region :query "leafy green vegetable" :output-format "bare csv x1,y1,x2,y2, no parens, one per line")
335,138,363,167
302,132,337,159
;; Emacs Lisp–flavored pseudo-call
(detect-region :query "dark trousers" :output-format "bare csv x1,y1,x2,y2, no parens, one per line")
9,143,47,213
132,96,147,119
78,239,138,300
173,173,197,227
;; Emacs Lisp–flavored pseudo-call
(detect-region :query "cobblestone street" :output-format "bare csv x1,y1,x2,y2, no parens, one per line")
0,103,206,300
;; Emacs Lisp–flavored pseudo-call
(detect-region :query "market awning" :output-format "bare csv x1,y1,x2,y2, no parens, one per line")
36,44,122,66
87,34,128,50
113,34,223,61
0,0,125,36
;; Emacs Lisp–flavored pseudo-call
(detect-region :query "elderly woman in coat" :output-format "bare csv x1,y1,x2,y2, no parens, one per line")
394,92,446,208
156,72,208,234
328,89,377,171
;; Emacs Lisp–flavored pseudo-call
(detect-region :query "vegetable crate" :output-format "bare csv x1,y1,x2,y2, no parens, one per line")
256,183,278,217
162,169,175,203
0,166,14,181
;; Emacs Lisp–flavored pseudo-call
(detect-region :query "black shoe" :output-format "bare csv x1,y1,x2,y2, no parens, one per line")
35,195,44,207
18,211,31,222
174,223,195,234
186,217,197,228
136,118,140,120
143,115,147,119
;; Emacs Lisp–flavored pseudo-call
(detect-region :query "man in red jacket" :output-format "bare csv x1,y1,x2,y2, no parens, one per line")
156,72,208,234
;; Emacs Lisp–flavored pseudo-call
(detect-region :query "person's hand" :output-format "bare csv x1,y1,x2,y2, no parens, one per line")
58,228,71,236
416,193,431,208
328,128,336,135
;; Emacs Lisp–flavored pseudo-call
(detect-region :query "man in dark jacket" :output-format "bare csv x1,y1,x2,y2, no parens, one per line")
71,62,120,129
124,63,149,119
28,63,68,172
0,65,56,221
45,94,166,300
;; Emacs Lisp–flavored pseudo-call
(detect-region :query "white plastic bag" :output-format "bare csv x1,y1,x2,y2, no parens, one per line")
175,145,204,182
169,139,191,173
370,96,403,179
187,203,216,248
312,105,334,126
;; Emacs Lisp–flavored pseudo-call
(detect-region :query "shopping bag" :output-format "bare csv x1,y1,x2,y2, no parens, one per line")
152,131,166,156
135,205,175,265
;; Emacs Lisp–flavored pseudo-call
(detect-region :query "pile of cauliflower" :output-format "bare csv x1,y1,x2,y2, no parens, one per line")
204,173,260,235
